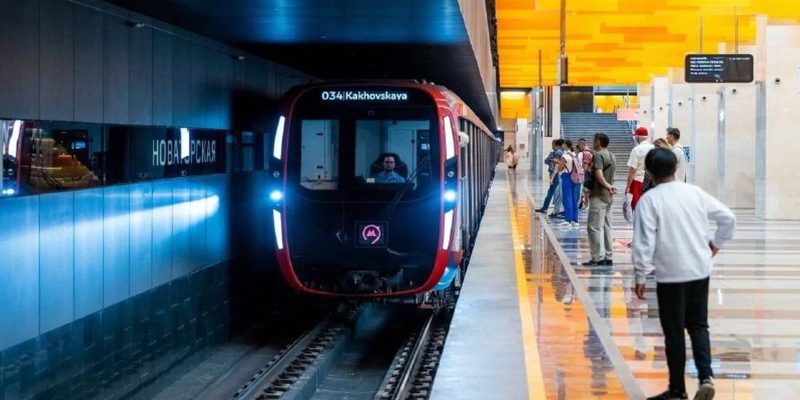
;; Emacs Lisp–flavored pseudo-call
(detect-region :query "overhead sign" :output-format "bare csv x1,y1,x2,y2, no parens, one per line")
685,54,754,83
320,90,409,102
616,108,640,121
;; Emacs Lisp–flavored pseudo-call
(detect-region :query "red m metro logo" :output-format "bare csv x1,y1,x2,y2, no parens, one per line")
361,224,382,245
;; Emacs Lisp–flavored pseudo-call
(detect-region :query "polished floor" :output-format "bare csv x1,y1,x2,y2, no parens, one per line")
517,163,800,399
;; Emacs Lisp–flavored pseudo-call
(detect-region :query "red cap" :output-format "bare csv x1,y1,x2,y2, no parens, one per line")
634,127,649,136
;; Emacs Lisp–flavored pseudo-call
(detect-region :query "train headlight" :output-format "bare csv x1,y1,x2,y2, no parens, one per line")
443,189,456,203
273,210,284,249
269,190,283,202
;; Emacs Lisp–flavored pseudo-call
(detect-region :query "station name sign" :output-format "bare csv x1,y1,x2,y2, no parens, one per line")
685,54,754,83
320,90,409,102
152,139,217,167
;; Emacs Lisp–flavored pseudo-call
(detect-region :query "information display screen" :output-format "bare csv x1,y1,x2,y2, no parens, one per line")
685,54,754,83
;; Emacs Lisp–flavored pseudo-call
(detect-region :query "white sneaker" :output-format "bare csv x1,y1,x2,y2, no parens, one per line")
557,221,571,227
571,222,579,229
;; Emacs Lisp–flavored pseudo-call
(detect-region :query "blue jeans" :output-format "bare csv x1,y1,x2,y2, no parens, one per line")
539,173,560,211
573,182,583,210
560,174,577,223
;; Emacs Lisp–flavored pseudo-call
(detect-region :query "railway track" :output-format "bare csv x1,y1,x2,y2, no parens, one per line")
230,304,453,400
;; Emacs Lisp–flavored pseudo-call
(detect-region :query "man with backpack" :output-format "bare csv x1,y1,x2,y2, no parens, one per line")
583,133,617,266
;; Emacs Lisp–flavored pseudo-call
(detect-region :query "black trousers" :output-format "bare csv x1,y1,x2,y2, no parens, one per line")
656,277,714,393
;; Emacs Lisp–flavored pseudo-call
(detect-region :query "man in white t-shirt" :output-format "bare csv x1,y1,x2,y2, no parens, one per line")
666,127,687,182
625,127,654,210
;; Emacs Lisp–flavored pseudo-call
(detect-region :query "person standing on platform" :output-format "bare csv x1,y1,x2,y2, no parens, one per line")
666,127,687,182
576,138,593,209
632,148,736,400
557,139,579,228
625,127,654,210
583,133,617,265
536,139,563,213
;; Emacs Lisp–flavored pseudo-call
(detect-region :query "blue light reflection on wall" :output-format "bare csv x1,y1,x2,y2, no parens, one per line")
0,175,229,351
254,0,467,44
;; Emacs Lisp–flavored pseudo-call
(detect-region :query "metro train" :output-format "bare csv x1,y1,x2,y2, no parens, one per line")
269,81,500,301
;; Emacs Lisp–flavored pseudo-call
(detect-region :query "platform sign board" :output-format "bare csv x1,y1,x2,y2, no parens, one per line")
685,54,754,83
616,108,640,121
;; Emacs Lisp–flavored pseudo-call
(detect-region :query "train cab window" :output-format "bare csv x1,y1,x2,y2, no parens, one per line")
354,119,431,188
2,120,102,196
299,119,339,190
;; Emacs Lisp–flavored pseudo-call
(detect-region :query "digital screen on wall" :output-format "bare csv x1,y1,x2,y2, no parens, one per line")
684,54,754,83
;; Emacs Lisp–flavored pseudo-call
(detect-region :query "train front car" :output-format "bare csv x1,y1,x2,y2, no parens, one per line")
271,83,461,298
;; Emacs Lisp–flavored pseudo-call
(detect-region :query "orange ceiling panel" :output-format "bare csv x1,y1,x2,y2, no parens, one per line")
496,0,799,88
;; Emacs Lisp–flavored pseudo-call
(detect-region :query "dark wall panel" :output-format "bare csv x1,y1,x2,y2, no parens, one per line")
40,0,75,121
190,44,207,128
130,16,154,125
189,177,207,270
0,196,40,349
152,179,173,286
129,182,153,296
171,179,191,278
219,56,234,129
39,192,75,333
74,189,104,319
152,30,174,126
74,4,104,123
206,52,223,129
103,14,130,124
103,185,131,306
0,0,40,119
172,38,192,127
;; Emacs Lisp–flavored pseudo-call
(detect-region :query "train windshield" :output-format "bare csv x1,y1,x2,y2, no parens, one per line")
290,87,439,196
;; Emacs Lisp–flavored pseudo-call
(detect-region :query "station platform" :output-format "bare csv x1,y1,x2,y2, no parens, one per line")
432,162,800,399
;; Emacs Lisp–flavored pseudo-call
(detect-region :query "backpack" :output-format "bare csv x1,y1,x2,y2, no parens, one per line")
512,153,519,166
569,152,584,184
584,152,612,191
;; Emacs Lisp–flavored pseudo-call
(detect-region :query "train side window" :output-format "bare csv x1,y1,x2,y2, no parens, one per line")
299,119,339,190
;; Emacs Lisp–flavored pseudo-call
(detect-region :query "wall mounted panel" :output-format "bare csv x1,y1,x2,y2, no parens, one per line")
206,174,227,265
189,177,208,270
40,0,75,121
103,185,131,306
151,179,173,286
74,188,104,318
172,38,192,127
103,14,130,124
129,182,153,295
130,15,154,125
0,0,40,119
0,196,40,349
152,31,174,126
73,4,104,123
39,191,75,333
190,44,208,128
171,178,192,278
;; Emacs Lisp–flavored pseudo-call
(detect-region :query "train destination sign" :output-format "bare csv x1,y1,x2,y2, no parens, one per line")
320,90,409,102
685,54,754,83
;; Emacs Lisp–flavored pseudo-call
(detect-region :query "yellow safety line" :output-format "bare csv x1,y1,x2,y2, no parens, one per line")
506,184,548,400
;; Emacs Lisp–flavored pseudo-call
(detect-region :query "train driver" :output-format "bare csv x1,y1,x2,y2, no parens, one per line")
372,155,406,183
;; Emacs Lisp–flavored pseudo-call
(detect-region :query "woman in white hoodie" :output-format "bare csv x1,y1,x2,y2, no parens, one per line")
632,148,736,400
